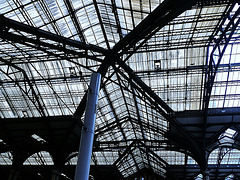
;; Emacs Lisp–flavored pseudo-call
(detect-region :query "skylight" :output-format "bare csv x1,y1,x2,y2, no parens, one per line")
220,128,237,139
218,128,237,146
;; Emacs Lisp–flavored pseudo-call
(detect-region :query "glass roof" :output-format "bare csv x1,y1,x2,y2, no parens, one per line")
0,1,233,117
0,0,240,179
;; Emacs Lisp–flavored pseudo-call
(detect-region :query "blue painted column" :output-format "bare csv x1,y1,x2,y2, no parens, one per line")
74,73,101,180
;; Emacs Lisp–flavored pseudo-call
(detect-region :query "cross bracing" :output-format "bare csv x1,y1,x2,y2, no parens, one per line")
0,0,240,179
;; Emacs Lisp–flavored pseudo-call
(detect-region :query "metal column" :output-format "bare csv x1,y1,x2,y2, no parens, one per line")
74,73,101,180
51,170,60,180
203,170,210,180
8,169,19,180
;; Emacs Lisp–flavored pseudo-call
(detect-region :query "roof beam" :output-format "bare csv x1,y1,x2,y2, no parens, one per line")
95,114,167,139
213,147,231,179
130,86,153,170
112,141,140,175
110,0,123,40
116,59,174,115
0,28,103,63
203,3,240,111
138,141,178,180
202,3,240,169
115,60,202,160
74,0,202,116
72,0,228,166
174,109,240,152
100,86,140,170
94,139,169,151
95,117,128,136
101,86,127,141
0,15,107,55
102,86,140,168
114,71,140,141
92,0,110,49
112,0,198,54
63,0,86,42
0,57,46,117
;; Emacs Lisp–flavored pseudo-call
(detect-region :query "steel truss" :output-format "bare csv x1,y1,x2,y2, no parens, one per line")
74,0,206,175
0,0,239,179
201,3,240,172
114,61,201,160
204,4,240,111
0,57,46,117
0,15,106,61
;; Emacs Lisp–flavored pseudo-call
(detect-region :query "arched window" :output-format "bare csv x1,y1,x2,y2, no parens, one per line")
23,151,54,165
208,148,240,165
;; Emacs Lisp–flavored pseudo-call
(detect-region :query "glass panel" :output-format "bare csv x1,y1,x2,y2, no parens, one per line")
23,151,54,165
0,152,13,165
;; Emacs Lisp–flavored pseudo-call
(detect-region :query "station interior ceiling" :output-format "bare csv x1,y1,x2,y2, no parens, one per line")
1,0,240,179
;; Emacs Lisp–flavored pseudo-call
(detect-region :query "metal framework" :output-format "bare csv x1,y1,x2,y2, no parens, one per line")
0,0,240,179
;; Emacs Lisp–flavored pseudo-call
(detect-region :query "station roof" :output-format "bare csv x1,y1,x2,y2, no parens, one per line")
0,0,240,179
